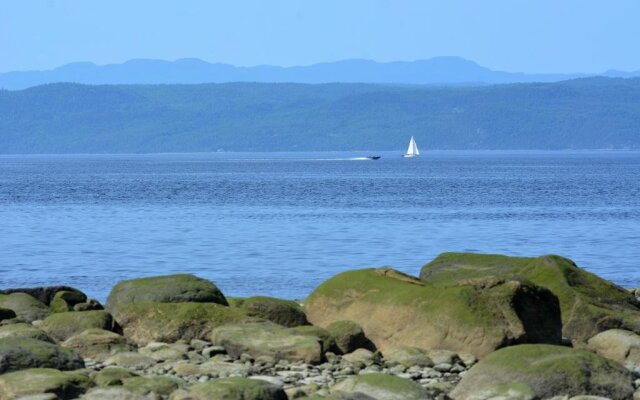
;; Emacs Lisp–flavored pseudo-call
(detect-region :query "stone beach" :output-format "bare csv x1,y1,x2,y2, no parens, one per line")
2,253,640,399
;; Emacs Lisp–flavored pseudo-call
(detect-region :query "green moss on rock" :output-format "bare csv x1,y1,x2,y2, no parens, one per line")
420,253,640,343
93,366,137,387
305,267,561,358
288,325,338,354
450,344,634,400
325,320,374,354
0,368,92,399
50,290,87,313
0,338,84,373
114,302,254,346
210,321,323,364
62,329,134,361
0,323,54,343
122,375,184,396
0,308,16,322
106,274,228,315
40,310,114,342
331,373,429,400
188,377,287,400
240,296,309,327
0,293,51,323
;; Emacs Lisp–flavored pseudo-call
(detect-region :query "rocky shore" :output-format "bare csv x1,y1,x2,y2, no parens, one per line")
2,253,640,399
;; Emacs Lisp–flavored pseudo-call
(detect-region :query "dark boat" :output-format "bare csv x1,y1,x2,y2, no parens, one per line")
366,155,381,160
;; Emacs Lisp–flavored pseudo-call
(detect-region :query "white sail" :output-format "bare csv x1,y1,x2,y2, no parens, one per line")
404,136,420,157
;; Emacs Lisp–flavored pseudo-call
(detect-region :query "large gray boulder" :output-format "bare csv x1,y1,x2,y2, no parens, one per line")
0,293,51,322
106,274,228,315
450,344,634,400
0,338,84,373
587,329,640,373
210,321,323,364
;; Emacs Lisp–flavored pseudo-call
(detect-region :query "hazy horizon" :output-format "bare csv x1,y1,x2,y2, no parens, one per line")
2,0,640,74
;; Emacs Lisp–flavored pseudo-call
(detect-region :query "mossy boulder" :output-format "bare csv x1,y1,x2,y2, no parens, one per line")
93,366,137,387
0,293,51,322
240,296,309,327
325,320,374,353
305,267,561,358
383,346,434,367
187,377,287,400
288,325,339,354
450,344,634,400
106,274,228,315
0,322,54,342
0,286,85,306
587,329,640,373
73,300,104,312
0,368,92,399
113,302,253,345
122,376,184,397
62,329,134,361
330,373,429,400
50,290,88,313
103,352,156,369
210,321,323,364
420,253,640,343
0,338,84,373
40,310,115,342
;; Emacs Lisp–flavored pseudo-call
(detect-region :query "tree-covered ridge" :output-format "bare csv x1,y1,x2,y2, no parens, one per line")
1,78,639,153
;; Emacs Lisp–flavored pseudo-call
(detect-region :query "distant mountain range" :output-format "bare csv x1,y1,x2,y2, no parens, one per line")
2,57,640,90
1,78,640,153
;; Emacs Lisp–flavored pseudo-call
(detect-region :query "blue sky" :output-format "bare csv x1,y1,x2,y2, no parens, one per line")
1,0,638,73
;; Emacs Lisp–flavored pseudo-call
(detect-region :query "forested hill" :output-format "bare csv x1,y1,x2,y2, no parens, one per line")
1,77,639,153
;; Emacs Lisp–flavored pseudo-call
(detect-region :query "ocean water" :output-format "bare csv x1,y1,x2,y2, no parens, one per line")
1,151,639,302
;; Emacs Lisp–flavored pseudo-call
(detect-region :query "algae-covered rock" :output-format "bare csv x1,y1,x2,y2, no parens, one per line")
62,329,134,361
0,322,54,342
50,290,88,313
587,329,640,373
383,346,434,367
0,368,92,399
288,325,339,354
0,293,51,322
40,310,115,342
330,373,429,400
122,375,184,397
0,338,84,373
420,253,640,343
0,286,85,306
106,274,228,315
103,352,157,369
325,320,374,353
114,301,252,346
210,321,323,364
305,267,561,358
240,296,309,327
93,366,137,387
450,344,634,400
81,386,149,400
73,299,104,312
138,342,189,361
461,382,536,400
187,377,287,400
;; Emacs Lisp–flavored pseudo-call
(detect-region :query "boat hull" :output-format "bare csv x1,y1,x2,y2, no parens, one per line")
402,154,419,158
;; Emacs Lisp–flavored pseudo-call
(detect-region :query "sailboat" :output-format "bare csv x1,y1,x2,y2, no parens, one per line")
402,136,420,158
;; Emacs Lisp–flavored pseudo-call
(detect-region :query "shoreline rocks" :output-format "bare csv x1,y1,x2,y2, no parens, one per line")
2,252,640,399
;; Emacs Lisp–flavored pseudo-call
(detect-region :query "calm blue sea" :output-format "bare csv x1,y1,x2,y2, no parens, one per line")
1,151,639,302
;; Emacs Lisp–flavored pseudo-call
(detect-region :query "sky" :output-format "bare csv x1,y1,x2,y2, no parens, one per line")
1,0,639,74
